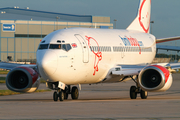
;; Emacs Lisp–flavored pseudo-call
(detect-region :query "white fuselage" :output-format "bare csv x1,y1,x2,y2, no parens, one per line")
36,28,156,85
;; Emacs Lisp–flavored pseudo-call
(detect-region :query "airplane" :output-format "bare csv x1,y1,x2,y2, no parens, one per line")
1,0,180,101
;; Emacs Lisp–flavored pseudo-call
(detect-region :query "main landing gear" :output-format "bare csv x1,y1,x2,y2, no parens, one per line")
129,75,148,99
53,85,79,102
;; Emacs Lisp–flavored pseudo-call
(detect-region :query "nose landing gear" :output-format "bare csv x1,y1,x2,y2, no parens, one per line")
53,90,64,101
53,85,79,102
53,91,58,101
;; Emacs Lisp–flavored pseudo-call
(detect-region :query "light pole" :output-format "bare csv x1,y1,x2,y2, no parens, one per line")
114,19,117,29
56,16,60,30
150,21,154,34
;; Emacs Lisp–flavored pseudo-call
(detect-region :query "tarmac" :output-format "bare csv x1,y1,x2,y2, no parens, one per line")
0,74,180,119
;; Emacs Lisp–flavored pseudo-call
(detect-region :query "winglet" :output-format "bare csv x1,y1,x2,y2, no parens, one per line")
127,0,151,33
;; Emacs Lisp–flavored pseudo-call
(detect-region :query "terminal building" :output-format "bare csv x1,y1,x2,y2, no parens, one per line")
0,7,113,62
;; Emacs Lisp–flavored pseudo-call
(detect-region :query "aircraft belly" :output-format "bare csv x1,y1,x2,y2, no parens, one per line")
100,75,132,83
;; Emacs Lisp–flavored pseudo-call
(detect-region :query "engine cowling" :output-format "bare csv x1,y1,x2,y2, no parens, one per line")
6,66,40,93
138,65,173,92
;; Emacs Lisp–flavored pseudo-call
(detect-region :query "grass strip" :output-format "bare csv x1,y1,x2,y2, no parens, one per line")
0,70,9,74
0,77,46,84
0,77,5,80
0,89,51,96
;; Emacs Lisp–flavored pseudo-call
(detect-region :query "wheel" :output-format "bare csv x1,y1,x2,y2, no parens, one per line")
130,86,137,99
53,91,58,101
64,87,69,100
140,89,148,99
64,92,68,100
59,91,64,101
71,86,79,100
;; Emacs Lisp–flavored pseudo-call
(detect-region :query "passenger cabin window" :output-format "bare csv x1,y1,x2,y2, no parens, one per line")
38,44,49,49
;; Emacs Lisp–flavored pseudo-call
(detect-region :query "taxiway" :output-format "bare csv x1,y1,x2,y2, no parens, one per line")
0,74,180,119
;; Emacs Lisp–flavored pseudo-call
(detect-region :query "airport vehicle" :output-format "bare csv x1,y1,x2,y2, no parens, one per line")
1,0,180,101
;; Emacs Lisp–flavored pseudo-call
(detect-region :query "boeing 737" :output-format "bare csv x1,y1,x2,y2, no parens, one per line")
1,0,180,101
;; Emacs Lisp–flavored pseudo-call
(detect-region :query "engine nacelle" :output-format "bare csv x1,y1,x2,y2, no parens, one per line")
6,66,40,93
138,65,173,92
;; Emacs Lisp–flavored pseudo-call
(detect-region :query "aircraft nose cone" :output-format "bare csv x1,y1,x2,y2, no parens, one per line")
40,51,58,76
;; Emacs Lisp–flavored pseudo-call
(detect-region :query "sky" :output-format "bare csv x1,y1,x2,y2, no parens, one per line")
0,0,180,52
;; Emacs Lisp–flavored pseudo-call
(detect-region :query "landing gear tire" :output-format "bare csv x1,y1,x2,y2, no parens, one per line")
140,89,148,99
53,91,58,101
64,92,68,100
130,86,137,99
63,87,68,100
71,86,79,100
59,91,64,101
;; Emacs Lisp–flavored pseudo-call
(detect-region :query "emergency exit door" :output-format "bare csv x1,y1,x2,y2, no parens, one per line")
75,34,89,63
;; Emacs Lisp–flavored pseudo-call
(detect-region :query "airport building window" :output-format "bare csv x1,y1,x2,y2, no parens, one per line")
15,34,46,38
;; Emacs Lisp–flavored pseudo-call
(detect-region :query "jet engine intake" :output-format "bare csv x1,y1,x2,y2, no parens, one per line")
138,65,172,92
6,66,40,93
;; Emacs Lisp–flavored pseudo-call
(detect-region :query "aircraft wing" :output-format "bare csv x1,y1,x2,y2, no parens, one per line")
156,36,180,43
156,45,180,51
111,63,180,76
168,63,180,70
112,65,146,76
156,36,180,51
0,62,37,70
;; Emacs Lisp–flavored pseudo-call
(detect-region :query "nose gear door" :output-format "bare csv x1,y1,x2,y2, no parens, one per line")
75,34,89,63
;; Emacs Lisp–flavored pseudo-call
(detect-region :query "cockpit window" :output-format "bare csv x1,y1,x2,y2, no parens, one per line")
66,44,72,51
49,44,61,49
41,40,45,43
38,44,49,49
62,44,66,50
49,44,72,51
